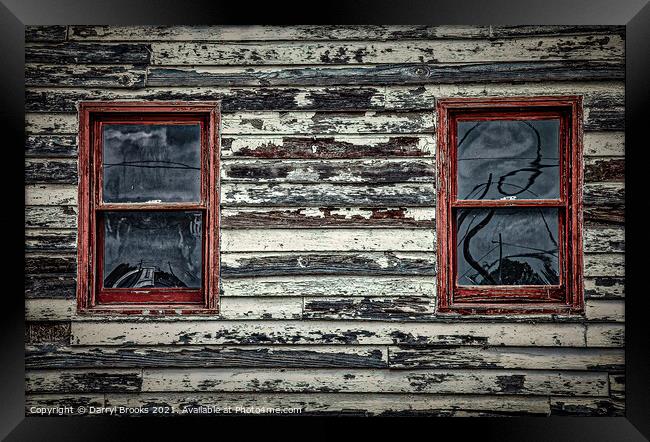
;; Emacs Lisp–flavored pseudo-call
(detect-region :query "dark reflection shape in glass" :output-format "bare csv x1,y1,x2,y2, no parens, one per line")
103,124,201,203
457,120,560,200
103,211,202,289
456,208,559,286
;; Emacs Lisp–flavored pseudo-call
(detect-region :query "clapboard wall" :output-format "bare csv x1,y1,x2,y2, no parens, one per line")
24,25,625,416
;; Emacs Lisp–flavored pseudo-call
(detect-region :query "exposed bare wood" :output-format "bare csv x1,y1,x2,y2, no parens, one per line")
26,344,388,369
303,297,436,321
147,61,623,87
25,42,151,64
584,277,624,299
221,135,435,158
25,206,77,229
220,183,436,206
26,64,146,88
25,26,67,42
26,85,387,111
221,207,436,228
140,367,608,396
26,369,143,393
550,397,624,416
25,83,623,113
25,135,77,158
388,346,624,371
220,252,436,277
220,158,436,183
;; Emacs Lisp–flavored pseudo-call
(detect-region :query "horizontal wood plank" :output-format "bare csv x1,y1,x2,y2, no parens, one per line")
220,183,436,206
140,368,608,396
584,254,624,277
222,111,435,135
68,25,624,41
221,275,435,297
585,324,624,347
148,60,624,89
25,26,67,42
26,369,142,393
584,277,624,299
26,299,75,321
221,207,435,228
383,82,624,110
70,320,586,346
149,37,623,65
26,64,146,88
550,397,624,416
220,158,436,183
303,296,437,321
25,42,151,64
388,346,624,371
583,132,624,157
25,274,76,299
25,135,77,158
25,206,77,229
221,229,435,252
222,135,434,158
25,82,623,113
584,157,624,182
219,297,302,320
147,61,624,87
585,300,624,322
25,85,387,111
25,344,388,369
221,252,436,277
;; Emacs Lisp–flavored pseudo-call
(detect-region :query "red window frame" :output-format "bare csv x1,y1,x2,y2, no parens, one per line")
436,96,584,315
76,102,220,314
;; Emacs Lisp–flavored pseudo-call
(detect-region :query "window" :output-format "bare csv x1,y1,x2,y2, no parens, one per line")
76,102,220,314
436,96,584,314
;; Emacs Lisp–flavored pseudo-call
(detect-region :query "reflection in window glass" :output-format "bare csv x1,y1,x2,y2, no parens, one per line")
103,124,201,203
457,120,560,200
456,208,559,286
103,211,202,288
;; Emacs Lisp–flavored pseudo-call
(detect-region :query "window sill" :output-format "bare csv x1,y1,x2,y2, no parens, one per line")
76,304,219,318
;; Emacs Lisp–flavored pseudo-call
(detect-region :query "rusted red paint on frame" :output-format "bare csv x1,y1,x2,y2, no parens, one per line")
76,101,221,315
436,96,584,315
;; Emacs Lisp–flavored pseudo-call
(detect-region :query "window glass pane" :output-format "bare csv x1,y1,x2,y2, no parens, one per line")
103,124,201,203
457,120,560,200
456,208,559,286
103,211,202,288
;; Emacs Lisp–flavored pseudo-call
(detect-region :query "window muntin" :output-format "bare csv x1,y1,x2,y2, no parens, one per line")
437,97,583,314
77,103,219,313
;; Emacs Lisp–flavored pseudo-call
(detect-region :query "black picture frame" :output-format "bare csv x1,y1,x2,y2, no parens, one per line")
3,1,647,439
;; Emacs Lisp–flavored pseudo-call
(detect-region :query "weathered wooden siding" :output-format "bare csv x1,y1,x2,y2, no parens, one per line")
24,25,624,417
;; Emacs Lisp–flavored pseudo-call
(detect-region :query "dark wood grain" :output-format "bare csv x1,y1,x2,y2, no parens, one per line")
148,61,624,87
